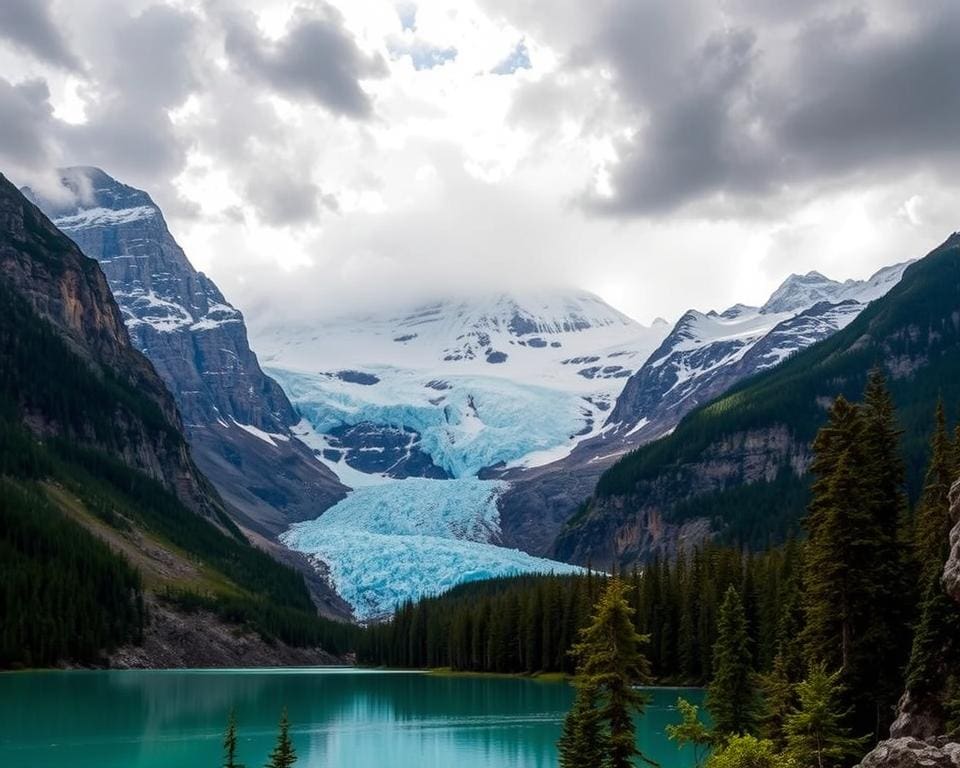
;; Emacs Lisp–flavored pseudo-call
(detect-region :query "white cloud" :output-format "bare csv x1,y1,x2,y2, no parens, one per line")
0,0,956,332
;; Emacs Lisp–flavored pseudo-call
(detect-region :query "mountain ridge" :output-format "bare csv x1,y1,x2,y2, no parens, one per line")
24,167,349,547
555,232,960,568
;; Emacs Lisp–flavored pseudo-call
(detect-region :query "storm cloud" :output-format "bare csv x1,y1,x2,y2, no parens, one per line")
223,4,387,119
0,0,82,71
0,0,956,327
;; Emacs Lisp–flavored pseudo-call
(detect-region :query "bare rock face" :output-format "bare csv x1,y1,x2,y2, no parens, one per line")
857,738,960,768
944,480,960,603
552,426,807,568
25,168,347,536
0,172,221,521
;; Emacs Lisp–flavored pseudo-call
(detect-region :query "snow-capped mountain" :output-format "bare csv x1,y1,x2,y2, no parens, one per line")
492,260,913,560
25,168,348,548
251,291,667,618
605,261,913,441
256,290,671,480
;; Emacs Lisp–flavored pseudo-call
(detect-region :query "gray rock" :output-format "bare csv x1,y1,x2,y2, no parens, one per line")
25,168,347,539
856,737,960,767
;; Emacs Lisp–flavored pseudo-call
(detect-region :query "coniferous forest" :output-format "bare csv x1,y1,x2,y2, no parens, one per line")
360,370,960,762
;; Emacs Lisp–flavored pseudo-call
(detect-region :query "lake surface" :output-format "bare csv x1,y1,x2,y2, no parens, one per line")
0,668,705,768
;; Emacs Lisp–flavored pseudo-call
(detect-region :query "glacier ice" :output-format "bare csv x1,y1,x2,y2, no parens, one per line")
280,478,582,620
270,368,593,477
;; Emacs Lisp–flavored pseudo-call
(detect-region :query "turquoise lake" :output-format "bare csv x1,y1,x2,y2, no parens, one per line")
0,668,705,767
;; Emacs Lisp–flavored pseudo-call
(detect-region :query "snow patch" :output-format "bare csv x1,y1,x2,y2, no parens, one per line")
53,205,157,231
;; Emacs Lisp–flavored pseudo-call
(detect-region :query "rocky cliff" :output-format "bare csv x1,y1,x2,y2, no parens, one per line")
25,167,346,536
0,171,224,522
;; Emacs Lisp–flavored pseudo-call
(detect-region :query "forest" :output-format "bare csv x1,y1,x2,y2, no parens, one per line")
361,370,960,761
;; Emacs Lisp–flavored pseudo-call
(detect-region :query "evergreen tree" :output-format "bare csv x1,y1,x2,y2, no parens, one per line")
708,586,760,738
265,709,296,768
914,400,954,577
223,709,244,768
558,684,604,768
666,697,713,768
802,396,865,673
855,370,914,736
566,578,654,768
784,664,865,768
758,653,795,749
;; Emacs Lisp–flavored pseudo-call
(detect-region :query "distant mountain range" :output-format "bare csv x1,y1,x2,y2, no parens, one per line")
18,166,922,618
255,290,670,482
556,233,960,568
492,262,911,558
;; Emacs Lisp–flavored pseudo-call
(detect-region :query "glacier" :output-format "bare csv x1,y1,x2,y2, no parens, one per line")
280,478,582,620
269,368,594,478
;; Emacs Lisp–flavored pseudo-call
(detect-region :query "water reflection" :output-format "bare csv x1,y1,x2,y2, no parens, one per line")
0,669,704,768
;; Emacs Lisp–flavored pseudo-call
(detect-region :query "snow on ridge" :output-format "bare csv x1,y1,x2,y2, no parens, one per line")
53,205,157,231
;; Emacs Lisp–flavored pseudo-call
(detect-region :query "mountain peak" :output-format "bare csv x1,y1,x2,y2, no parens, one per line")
23,166,158,225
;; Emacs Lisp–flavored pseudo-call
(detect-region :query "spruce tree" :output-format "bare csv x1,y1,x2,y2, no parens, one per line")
914,400,954,577
558,683,604,768
802,396,865,673
856,370,913,736
223,709,244,768
265,709,296,768
708,586,760,738
784,664,865,768
666,697,713,768
564,577,654,768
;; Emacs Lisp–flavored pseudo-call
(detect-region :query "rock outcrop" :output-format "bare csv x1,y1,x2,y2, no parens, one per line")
857,738,960,767
25,167,347,537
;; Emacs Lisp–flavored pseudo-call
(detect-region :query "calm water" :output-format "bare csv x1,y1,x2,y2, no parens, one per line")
0,668,705,768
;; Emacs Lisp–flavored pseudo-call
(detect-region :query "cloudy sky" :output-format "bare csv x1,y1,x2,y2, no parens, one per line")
1,0,958,327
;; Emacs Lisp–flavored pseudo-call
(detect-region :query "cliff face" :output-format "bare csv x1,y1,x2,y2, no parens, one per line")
0,172,221,521
553,426,809,566
25,167,346,536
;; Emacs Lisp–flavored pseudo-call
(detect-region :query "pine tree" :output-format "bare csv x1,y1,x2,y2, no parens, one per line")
914,399,954,577
223,709,244,768
758,653,795,749
265,709,296,768
666,697,713,768
565,577,654,768
855,369,914,736
558,683,605,768
708,586,760,738
784,664,866,768
802,396,866,673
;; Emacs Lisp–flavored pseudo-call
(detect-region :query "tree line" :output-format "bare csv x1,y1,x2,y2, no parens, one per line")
364,370,960,765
